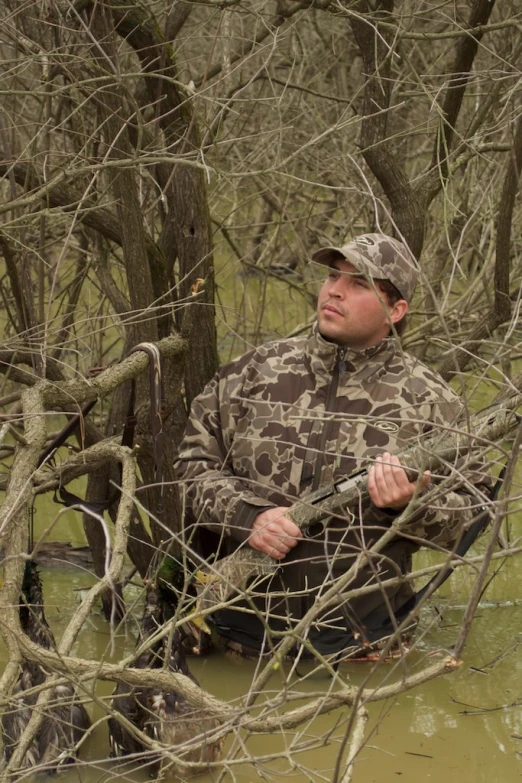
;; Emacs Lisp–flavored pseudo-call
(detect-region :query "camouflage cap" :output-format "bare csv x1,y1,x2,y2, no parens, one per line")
311,233,418,302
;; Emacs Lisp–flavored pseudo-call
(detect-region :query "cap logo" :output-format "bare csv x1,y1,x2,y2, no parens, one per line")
354,236,375,247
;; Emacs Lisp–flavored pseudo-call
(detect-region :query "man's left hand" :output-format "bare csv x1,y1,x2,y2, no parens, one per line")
368,451,430,510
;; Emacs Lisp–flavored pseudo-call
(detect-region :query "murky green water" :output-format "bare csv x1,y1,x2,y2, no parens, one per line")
2,498,522,783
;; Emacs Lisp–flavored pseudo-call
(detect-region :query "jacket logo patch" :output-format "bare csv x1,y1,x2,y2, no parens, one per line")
372,420,400,433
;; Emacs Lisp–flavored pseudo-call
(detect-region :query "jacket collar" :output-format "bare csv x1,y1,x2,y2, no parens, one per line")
305,322,398,383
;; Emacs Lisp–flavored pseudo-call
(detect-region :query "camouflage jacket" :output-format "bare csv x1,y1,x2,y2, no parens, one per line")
176,325,488,652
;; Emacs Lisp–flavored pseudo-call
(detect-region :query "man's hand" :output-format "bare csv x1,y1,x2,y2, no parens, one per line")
249,507,302,559
368,452,430,510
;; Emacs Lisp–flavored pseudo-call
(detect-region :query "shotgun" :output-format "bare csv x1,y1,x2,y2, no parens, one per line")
195,393,522,612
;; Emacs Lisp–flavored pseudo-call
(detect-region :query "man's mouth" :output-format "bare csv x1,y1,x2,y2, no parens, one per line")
321,303,344,316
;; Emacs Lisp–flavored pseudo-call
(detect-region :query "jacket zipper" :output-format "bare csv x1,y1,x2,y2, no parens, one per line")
311,346,346,492
298,346,346,626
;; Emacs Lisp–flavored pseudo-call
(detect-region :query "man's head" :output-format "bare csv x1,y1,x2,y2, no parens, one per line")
312,233,417,349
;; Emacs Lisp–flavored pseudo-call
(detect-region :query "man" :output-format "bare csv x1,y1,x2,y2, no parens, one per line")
176,233,487,660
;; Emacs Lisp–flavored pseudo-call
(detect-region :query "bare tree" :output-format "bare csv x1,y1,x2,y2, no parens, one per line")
1,1,521,780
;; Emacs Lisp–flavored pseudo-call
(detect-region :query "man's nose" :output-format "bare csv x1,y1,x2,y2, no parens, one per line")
328,278,344,297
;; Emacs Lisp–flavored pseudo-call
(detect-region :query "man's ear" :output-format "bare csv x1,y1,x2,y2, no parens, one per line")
389,299,409,324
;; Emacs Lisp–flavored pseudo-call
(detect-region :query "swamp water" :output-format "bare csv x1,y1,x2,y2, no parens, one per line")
2,503,522,783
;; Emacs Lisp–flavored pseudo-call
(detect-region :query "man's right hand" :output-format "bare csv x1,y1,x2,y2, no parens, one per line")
248,507,302,559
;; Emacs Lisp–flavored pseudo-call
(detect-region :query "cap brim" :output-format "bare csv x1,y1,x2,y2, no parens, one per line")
311,247,382,280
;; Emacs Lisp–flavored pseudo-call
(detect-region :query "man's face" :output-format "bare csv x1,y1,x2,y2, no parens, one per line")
316,259,407,350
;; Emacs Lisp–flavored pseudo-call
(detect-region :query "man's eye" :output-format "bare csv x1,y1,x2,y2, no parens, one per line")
327,271,340,280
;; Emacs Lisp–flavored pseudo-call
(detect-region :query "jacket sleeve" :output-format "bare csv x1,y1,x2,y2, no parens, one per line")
401,465,491,549
365,396,493,550
175,369,276,545
414,396,493,549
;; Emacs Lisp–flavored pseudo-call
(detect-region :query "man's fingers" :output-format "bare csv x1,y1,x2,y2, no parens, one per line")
369,453,431,510
260,523,298,554
421,470,431,489
376,452,408,487
252,532,294,559
249,507,302,558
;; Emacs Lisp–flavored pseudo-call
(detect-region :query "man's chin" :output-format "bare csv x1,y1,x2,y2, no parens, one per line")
318,324,342,344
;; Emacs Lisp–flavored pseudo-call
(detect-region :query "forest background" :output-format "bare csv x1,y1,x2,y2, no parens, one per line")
1,1,522,781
